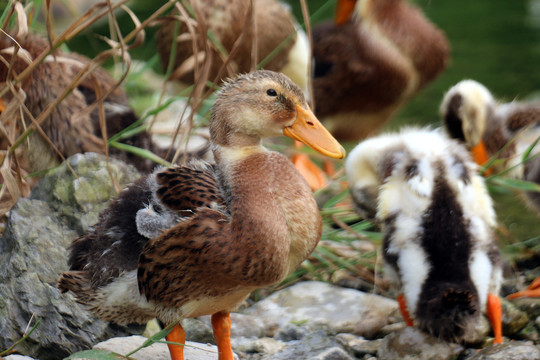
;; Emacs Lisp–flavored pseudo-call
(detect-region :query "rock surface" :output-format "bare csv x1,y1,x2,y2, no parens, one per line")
87,335,236,360
244,281,400,338
0,153,141,360
377,327,464,360
467,341,540,360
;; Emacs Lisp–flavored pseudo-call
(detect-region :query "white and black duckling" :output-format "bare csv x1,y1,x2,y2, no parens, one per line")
346,127,503,344
0,32,177,173
58,70,345,360
440,79,540,215
312,0,449,140
156,0,309,93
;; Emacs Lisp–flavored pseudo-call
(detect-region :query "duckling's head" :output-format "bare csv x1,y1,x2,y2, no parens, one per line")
211,70,345,159
440,80,495,148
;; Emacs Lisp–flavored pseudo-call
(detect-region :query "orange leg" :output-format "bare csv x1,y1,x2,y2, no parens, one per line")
291,153,328,191
486,293,503,344
211,311,234,360
166,323,186,360
335,0,357,25
507,276,540,299
397,294,414,326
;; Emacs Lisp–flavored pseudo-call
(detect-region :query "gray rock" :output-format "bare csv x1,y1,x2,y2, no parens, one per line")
377,327,464,360
3,355,37,360
30,152,140,233
467,341,540,360
232,337,287,355
510,297,540,322
245,281,399,338
81,335,239,360
335,333,382,357
376,322,407,338
183,318,215,344
515,321,540,342
0,153,141,360
502,298,530,335
199,313,267,340
261,331,353,360
273,323,309,341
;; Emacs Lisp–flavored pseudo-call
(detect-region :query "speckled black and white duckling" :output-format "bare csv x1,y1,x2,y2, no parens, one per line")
58,70,345,360
346,127,503,344
440,79,540,212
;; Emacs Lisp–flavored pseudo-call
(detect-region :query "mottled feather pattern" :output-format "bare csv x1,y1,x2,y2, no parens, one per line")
61,177,154,290
347,128,501,343
155,165,224,213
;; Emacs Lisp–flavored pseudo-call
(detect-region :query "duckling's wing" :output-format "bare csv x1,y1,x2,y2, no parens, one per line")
504,105,540,133
137,206,233,309
154,164,224,212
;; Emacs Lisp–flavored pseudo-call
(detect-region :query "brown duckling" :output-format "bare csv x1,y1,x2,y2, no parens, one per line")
346,127,503,344
0,32,171,173
58,70,345,360
156,0,309,92
312,0,449,140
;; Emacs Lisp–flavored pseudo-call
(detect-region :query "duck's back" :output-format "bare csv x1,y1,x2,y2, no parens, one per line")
60,163,223,293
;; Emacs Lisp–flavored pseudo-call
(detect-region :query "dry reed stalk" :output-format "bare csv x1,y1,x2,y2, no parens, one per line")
0,0,154,216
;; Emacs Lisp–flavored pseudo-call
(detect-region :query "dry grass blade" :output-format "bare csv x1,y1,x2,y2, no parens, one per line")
299,0,314,109
14,2,28,38
249,0,257,72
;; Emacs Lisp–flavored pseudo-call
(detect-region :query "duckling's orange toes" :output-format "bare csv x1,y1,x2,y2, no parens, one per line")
212,311,234,360
166,323,186,360
507,276,540,299
397,294,414,327
487,293,503,344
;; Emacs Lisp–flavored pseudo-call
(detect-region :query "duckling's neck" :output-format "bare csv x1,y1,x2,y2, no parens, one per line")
211,129,265,164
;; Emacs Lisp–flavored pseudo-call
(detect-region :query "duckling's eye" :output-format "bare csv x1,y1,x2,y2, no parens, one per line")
266,89,278,97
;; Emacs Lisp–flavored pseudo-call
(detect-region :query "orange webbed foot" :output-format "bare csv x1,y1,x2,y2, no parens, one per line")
397,294,414,327
212,312,234,360
487,293,503,344
166,323,186,360
507,276,540,299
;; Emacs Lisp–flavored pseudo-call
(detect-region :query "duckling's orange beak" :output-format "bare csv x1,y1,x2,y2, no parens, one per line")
284,105,346,159
335,0,357,25
471,140,493,175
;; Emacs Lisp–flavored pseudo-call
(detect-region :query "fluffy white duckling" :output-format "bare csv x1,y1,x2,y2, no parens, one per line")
440,79,540,214
346,127,503,343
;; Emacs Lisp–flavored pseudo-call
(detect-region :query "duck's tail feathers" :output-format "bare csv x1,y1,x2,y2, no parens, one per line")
57,270,95,304
415,283,480,343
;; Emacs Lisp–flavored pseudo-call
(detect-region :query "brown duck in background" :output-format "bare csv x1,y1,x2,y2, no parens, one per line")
58,70,345,360
0,32,171,174
312,0,450,140
156,0,309,92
